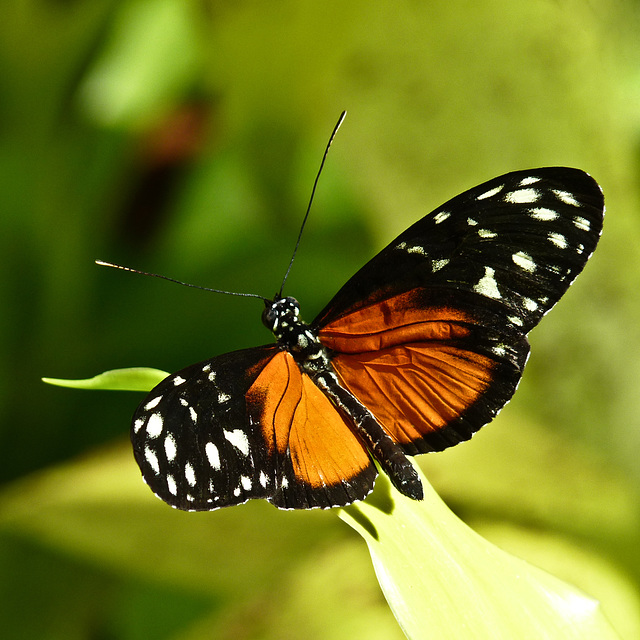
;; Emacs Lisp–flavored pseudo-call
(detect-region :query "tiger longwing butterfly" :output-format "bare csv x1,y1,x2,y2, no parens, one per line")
128,127,604,511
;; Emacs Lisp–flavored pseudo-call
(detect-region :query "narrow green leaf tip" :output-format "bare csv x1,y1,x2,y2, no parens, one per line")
42,368,169,392
340,462,620,640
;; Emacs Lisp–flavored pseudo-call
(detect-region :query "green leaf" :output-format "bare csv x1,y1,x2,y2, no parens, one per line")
340,463,621,640
42,368,169,392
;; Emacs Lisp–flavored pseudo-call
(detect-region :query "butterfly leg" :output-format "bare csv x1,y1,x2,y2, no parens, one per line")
314,372,424,501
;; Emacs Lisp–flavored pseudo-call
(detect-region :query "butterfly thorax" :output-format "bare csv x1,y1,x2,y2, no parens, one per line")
262,296,332,373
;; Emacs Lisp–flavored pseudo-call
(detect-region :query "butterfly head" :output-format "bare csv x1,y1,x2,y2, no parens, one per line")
262,296,302,337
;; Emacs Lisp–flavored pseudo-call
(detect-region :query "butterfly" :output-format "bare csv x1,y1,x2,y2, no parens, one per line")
130,164,604,511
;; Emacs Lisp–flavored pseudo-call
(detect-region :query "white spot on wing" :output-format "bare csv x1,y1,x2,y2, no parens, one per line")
259,471,269,487
240,475,252,490
164,435,177,461
133,418,144,434
185,462,196,487
474,267,501,299
167,474,177,496
202,364,211,373
431,258,449,272
553,189,580,206
146,413,164,438
505,188,540,204
218,391,231,403
224,429,250,456
519,176,540,186
144,446,160,474
144,396,162,411
173,376,186,386
477,185,503,200
512,251,536,272
508,315,524,327
233,486,241,497
478,228,497,238
205,442,221,470
530,207,558,221
433,211,450,224
406,244,427,255
522,297,538,312
467,218,478,226
573,216,590,231
189,406,198,423
548,232,568,249
208,371,216,382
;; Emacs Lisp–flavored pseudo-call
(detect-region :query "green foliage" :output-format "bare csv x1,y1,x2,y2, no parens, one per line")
43,367,169,392
2,0,640,637
341,466,622,640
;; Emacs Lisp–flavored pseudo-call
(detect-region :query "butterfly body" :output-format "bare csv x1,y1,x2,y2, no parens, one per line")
131,167,604,511
262,296,331,374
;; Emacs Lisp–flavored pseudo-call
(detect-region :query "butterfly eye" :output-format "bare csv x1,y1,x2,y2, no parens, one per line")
262,304,278,330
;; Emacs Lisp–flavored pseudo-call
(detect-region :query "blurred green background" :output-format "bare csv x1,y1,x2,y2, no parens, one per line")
1,0,639,638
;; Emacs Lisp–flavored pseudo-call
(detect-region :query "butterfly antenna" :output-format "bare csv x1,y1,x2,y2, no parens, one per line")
95,260,268,301
277,110,347,297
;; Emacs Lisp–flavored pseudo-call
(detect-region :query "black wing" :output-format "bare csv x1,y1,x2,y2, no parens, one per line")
131,346,376,511
131,346,277,511
314,167,604,333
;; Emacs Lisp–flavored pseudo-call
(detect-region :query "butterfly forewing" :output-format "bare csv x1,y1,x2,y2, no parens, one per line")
131,346,277,510
313,167,604,331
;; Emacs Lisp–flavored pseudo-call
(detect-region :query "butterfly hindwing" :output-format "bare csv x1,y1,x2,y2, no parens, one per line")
245,350,376,509
320,288,530,452
316,167,604,453
132,346,376,510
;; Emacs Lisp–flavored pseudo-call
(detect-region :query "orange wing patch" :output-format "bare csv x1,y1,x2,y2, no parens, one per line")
319,290,476,353
319,290,497,447
246,351,372,488
330,344,494,445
